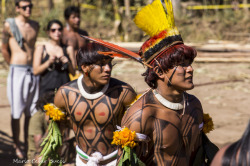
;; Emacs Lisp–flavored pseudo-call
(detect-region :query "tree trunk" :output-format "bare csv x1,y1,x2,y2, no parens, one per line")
172,0,181,17
48,0,54,11
124,0,130,17
112,0,122,41
124,0,131,41
243,0,249,13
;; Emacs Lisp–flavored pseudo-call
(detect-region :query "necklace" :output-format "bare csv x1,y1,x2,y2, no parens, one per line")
153,89,186,115
77,75,109,100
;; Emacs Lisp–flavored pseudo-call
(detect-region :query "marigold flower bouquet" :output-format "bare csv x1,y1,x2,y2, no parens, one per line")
39,103,66,166
112,127,145,166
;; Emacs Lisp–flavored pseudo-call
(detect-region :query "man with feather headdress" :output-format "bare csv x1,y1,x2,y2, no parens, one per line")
117,0,218,165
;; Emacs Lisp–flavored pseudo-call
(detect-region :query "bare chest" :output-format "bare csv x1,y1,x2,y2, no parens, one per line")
18,24,37,46
152,107,200,154
63,32,85,49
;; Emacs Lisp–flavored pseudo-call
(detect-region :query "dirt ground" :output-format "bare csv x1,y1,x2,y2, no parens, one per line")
0,56,250,165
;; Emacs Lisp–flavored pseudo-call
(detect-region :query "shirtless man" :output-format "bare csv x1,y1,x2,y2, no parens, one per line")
54,42,136,166
2,0,39,159
118,0,204,165
120,44,204,165
62,6,88,54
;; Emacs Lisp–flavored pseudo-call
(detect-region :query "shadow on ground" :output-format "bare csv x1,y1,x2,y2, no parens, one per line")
0,130,25,166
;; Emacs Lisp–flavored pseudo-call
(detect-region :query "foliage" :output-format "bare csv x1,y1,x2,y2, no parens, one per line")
1,0,249,42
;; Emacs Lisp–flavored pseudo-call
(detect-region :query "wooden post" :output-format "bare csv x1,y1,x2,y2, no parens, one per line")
2,0,6,17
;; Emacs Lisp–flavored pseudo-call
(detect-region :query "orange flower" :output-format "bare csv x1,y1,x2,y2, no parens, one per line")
44,103,66,121
203,113,214,134
112,127,137,149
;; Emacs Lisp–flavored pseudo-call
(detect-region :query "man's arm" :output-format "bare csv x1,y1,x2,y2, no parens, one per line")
54,87,69,136
2,22,11,64
122,85,137,109
54,87,67,110
117,106,147,164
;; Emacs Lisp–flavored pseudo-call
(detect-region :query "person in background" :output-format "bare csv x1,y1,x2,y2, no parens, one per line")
62,6,88,54
33,19,75,97
211,120,250,166
26,92,53,166
2,0,39,159
27,92,77,166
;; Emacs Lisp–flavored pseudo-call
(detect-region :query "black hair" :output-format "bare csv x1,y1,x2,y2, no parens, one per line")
15,0,31,7
222,120,250,166
35,92,55,111
76,42,112,71
143,44,197,89
64,6,80,20
46,19,63,32
46,19,65,47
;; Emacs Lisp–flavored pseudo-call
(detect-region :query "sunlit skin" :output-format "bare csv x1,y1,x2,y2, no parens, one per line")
62,13,88,53
118,59,204,166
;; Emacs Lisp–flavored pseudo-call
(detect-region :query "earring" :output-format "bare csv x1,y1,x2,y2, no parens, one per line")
85,72,88,77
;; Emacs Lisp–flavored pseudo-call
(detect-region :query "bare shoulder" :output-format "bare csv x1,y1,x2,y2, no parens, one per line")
122,92,154,131
3,21,11,33
109,78,135,92
29,20,39,30
66,45,74,52
36,44,44,50
78,29,88,36
211,145,229,166
54,80,78,106
3,20,10,28
187,93,203,110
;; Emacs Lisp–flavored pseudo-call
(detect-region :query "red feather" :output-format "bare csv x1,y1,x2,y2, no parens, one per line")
97,51,129,58
81,36,143,64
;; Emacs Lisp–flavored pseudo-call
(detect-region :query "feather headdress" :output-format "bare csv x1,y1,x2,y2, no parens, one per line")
134,0,183,64
81,35,152,68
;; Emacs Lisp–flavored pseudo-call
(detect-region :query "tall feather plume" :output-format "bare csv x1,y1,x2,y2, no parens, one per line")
81,35,146,66
134,0,179,37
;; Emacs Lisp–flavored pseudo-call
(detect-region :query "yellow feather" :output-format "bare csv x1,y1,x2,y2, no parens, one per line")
134,0,179,37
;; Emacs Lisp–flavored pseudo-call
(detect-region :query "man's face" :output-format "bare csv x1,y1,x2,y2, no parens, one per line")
67,13,80,29
165,59,194,91
16,1,33,18
86,58,113,86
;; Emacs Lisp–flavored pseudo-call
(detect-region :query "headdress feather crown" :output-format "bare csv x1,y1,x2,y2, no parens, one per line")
134,0,183,64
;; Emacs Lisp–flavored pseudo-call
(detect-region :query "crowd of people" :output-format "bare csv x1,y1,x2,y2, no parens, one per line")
2,0,249,166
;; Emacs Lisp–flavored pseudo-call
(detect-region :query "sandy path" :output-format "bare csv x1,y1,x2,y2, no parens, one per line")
0,60,249,165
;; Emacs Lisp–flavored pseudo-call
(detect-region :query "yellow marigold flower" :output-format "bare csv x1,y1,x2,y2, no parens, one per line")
112,127,137,149
44,103,66,121
129,94,142,107
203,113,214,134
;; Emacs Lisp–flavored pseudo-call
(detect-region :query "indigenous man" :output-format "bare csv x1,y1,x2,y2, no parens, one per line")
54,42,137,166
119,0,204,165
62,6,89,54
2,0,39,159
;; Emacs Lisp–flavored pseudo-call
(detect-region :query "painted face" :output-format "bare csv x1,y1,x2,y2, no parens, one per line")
49,23,62,41
67,13,80,29
17,1,33,18
166,59,194,91
88,58,113,86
